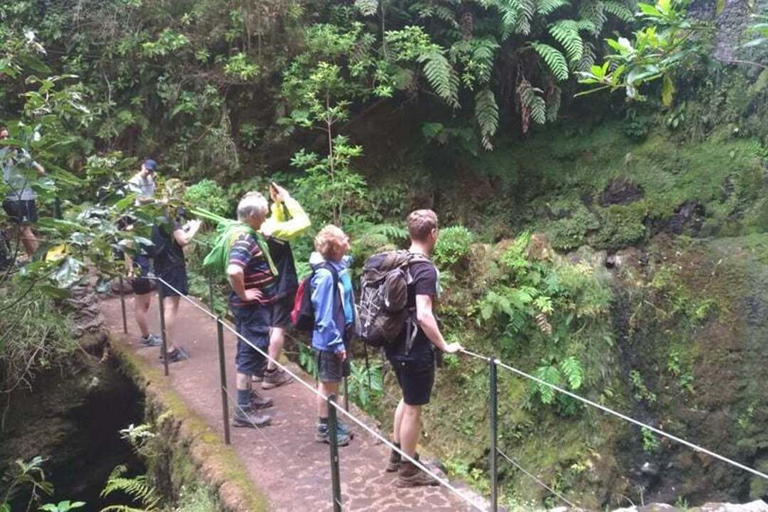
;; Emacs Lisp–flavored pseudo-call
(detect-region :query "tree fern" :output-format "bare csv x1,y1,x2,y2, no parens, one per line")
531,42,569,81
475,88,499,150
549,20,584,64
559,356,584,390
494,0,535,36
533,364,562,404
418,49,460,108
537,0,570,16
100,465,160,512
602,0,635,22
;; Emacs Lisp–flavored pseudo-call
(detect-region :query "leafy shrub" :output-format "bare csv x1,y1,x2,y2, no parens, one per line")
185,179,229,217
546,205,600,251
434,226,474,268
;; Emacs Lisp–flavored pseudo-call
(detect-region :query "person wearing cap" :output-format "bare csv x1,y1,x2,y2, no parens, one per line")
128,159,157,204
1,125,46,258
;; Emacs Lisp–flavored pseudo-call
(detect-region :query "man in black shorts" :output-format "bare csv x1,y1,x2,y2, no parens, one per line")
259,183,310,389
385,209,462,487
1,126,46,258
152,206,201,363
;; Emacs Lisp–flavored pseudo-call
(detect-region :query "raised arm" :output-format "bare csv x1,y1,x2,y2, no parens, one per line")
260,190,311,241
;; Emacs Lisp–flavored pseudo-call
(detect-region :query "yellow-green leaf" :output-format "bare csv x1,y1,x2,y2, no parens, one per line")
661,74,675,107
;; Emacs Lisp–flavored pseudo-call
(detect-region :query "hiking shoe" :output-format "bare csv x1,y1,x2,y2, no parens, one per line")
395,460,439,488
139,334,162,347
338,421,354,439
233,409,272,428
249,390,274,410
261,368,293,389
160,347,189,364
386,448,402,473
315,424,351,446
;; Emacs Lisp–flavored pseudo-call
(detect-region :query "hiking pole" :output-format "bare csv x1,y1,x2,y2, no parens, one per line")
158,285,169,376
343,376,350,412
118,276,128,334
216,317,231,445
327,394,343,512
490,358,499,512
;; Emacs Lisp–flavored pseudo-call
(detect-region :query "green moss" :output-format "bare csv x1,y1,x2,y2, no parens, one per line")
593,202,648,250
545,202,600,251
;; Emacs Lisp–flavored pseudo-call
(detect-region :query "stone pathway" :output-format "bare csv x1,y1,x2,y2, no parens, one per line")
101,293,479,512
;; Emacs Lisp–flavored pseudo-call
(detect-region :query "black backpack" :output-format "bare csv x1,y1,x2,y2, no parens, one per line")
357,250,428,349
292,262,340,332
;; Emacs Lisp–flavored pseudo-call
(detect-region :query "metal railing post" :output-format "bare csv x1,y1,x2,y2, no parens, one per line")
118,275,128,334
490,358,499,512
327,394,343,512
158,284,169,376
216,317,231,445
343,376,350,412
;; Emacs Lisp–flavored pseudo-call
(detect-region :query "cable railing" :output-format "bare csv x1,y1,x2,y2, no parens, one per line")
118,275,486,512
115,274,768,512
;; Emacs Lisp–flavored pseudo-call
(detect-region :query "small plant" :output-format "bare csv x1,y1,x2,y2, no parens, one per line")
41,501,86,512
630,370,657,405
100,465,161,512
239,124,261,151
297,342,318,378
641,427,660,453
347,361,383,411
0,456,53,511
433,226,474,269
185,179,229,217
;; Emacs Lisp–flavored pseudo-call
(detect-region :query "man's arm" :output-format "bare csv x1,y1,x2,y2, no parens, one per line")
261,195,311,241
415,294,462,353
172,220,202,247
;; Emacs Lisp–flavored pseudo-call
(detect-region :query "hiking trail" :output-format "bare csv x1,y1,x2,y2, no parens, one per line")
101,293,479,512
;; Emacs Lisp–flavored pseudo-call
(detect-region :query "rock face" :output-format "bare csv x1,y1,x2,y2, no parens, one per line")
611,500,768,512
600,178,644,206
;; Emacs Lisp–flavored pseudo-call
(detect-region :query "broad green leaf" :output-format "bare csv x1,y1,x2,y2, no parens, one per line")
661,74,675,107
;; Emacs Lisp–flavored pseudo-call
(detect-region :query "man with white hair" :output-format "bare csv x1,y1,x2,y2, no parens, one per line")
226,192,277,428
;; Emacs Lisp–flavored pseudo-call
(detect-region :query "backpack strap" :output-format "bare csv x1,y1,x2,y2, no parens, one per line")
403,252,433,354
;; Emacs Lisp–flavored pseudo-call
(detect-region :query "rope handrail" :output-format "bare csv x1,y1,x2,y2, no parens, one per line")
148,275,486,511
496,447,580,510
461,350,768,482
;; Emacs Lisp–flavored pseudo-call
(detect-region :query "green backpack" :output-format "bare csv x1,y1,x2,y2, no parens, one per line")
195,207,277,277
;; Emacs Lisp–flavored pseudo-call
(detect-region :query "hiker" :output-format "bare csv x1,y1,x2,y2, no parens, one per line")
310,225,355,446
0,126,46,258
257,182,310,390
385,209,462,487
227,192,276,428
124,159,160,347
152,204,201,363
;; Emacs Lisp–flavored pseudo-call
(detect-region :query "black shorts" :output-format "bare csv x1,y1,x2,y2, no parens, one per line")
130,255,152,295
157,266,188,297
3,199,38,225
233,305,271,376
271,294,295,329
317,349,351,383
391,358,435,406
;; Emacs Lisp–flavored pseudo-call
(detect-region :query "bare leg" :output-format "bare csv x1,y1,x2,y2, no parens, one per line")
237,372,252,392
164,296,181,352
393,398,406,444
267,327,285,371
20,226,38,258
317,381,340,419
134,292,152,337
399,404,422,458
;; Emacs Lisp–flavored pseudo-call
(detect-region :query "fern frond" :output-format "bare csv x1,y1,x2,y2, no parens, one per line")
101,465,161,511
475,88,499,150
602,0,635,22
533,364,562,404
546,86,562,122
549,20,584,63
576,41,597,72
537,0,570,16
531,42,569,81
495,0,535,35
559,356,584,390
354,0,379,16
418,50,460,108
579,0,607,31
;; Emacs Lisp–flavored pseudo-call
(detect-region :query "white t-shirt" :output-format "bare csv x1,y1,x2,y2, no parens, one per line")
128,172,155,201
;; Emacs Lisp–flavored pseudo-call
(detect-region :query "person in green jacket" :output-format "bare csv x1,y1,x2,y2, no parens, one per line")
257,182,311,389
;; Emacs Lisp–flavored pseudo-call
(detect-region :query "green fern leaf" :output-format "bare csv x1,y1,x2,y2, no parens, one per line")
579,0,607,31
602,0,635,22
559,356,584,390
475,88,499,150
518,80,547,125
418,50,460,108
531,42,569,81
533,364,562,404
549,20,584,63
576,41,597,72
354,0,379,16
537,0,570,16
546,86,562,122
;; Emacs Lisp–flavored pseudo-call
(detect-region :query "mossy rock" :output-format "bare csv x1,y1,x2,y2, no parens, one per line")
593,202,648,250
